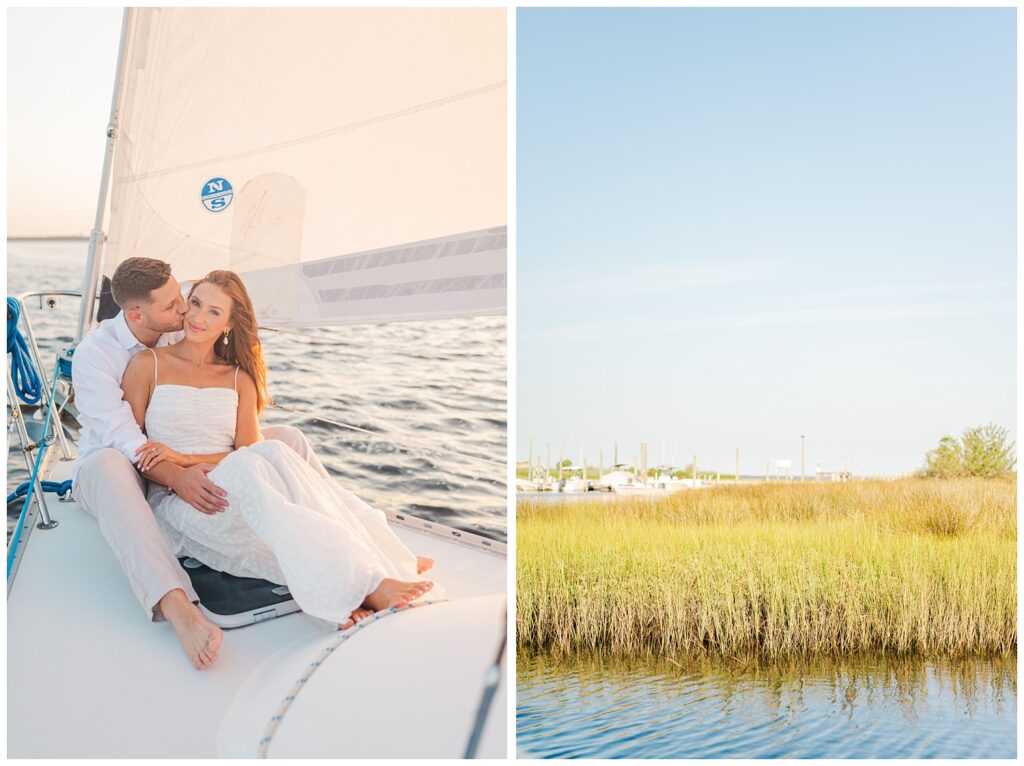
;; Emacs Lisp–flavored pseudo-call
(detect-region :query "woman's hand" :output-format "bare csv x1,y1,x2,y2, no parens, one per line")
136,440,189,472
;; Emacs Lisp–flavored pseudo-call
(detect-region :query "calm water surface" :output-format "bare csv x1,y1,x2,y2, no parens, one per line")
518,653,1017,758
7,240,506,541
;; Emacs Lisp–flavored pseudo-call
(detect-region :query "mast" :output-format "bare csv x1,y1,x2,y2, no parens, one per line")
76,8,132,342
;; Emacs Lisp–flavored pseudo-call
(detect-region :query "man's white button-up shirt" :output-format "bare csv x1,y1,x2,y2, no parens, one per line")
71,312,179,481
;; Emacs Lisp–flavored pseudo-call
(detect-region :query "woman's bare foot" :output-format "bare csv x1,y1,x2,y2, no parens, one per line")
416,556,435,574
159,589,223,670
363,578,433,612
338,606,374,630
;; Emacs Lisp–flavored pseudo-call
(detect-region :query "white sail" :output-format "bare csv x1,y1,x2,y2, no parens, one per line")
101,8,506,326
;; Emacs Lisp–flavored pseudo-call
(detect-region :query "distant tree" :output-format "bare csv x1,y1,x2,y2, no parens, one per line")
961,424,1016,478
924,424,1015,478
924,435,964,478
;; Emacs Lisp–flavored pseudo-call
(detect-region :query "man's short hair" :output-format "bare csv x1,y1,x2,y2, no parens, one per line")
110,257,172,308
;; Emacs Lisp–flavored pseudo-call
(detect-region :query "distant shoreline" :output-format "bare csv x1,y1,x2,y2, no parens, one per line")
8,236,89,241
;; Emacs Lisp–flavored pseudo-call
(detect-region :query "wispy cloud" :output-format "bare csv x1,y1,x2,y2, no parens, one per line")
525,301,1015,343
519,259,768,308
701,302,1013,329
803,279,1012,304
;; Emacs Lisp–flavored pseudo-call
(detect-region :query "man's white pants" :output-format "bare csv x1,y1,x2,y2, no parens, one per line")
73,425,328,621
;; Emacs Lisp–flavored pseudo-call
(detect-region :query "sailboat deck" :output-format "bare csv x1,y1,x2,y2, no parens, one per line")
8,456,506,758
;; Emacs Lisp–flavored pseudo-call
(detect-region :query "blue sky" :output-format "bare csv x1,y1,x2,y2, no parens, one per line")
517,8,1016,476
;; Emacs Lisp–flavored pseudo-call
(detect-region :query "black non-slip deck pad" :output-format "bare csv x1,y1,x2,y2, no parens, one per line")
178,557,301,629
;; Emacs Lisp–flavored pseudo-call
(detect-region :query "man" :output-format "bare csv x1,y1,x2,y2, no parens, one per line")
72,257,327,670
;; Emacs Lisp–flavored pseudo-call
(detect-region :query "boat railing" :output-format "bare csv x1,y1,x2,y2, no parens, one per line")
12,290,89,460
8,291,88,537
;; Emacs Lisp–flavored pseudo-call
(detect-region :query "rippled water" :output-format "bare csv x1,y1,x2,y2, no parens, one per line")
518,653,1017,758
7,240,506,541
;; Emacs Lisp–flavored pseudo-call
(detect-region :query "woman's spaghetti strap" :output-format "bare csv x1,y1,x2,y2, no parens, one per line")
148,348,158,384
234,366,240,391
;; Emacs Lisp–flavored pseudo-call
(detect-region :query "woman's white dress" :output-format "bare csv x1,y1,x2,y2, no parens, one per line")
145,376,422,624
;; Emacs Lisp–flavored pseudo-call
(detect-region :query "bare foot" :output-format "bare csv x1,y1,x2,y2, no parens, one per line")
338,606,374,630
416,556,435,574
363,578,433,612
159,589,223,670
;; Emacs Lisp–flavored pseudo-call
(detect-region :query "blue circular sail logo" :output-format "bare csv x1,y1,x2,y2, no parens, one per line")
201,177,233,212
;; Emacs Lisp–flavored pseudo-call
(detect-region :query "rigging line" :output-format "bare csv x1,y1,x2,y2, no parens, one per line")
119,80,507,184
268,402,505,470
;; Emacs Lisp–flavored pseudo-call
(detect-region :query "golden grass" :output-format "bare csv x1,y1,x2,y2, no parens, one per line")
517,478,1016,658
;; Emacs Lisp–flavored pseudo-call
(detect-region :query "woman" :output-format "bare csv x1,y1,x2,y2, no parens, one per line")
122,270,435,630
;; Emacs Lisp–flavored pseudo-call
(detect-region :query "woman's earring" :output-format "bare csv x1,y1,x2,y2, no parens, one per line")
223,331,230,346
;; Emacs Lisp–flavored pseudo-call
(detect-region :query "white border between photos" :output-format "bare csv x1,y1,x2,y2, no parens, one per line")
507,4,518,761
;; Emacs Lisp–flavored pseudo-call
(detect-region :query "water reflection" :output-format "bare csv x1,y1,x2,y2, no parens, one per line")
517,652,1017,758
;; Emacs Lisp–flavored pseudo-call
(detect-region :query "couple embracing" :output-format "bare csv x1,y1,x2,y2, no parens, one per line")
72,257,436,669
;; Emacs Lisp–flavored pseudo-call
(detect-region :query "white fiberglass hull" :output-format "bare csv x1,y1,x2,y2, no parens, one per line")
7,455,506,758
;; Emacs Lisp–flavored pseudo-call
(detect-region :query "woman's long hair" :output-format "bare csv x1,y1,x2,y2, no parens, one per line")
188,270,271,414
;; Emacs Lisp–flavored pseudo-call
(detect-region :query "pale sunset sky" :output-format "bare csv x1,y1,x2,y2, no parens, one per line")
7,7,123,238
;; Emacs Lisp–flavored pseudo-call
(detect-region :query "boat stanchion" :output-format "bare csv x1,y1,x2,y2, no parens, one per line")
35,502,58,530
21,445,59,531
7,375,38,476
6,366,61,538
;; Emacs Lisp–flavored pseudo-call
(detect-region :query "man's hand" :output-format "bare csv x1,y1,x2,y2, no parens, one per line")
169,463,228,515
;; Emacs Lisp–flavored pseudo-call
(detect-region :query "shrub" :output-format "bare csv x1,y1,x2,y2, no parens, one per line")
924,424,1015,478
961,424,1016,478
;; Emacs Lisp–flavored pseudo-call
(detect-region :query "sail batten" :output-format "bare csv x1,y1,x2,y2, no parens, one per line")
102,8,506,327
245,226,507,326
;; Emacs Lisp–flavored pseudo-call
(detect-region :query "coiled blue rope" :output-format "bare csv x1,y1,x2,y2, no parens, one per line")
7,297,41,404
7,480,72,505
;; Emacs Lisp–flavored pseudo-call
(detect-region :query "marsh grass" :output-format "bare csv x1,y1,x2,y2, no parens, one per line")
517,478,1016,658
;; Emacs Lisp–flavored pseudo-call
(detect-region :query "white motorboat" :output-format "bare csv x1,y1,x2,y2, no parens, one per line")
597,465,637,491
7,8,507,758
603,462,704,495
559,466,590,493
651,472,702,492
